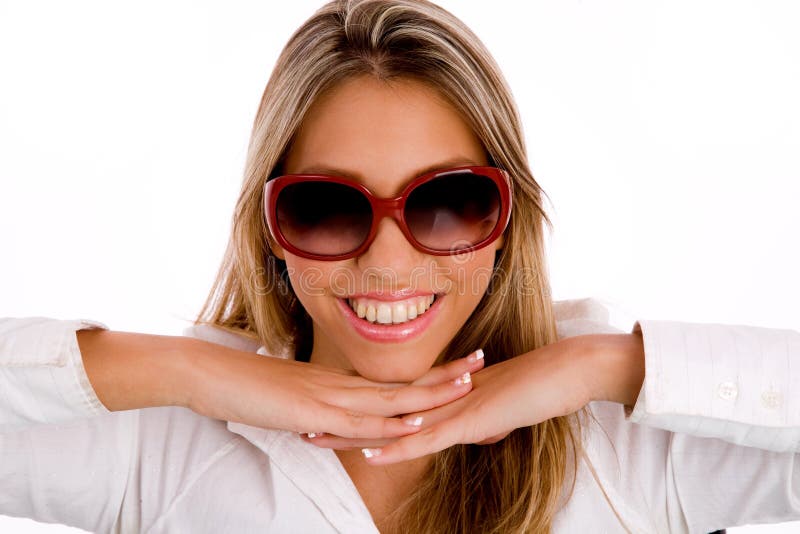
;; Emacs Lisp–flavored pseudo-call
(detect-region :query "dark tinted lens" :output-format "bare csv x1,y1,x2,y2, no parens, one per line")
275,181,372,256
405,172,501,251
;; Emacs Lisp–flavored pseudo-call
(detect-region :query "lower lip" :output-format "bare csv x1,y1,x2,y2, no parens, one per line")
337,295,444,343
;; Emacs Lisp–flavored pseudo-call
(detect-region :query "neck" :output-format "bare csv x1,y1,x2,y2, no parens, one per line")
335,448,433,531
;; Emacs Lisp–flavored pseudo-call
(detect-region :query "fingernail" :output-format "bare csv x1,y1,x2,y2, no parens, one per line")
404,416,423,427
467,349,484,363
453,371,471,386
362,448,382,459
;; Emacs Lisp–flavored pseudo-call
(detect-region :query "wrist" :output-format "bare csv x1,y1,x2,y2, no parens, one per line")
577,332,645,407
180,337,234,413
180,338,262,418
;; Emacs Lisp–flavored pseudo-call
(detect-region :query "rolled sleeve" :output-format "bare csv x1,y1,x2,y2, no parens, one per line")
0,317,112,428
624,319,800,452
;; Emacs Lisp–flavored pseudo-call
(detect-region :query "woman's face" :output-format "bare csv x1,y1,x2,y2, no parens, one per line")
273,75,503,382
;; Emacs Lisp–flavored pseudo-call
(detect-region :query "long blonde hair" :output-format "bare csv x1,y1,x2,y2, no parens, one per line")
196,1,588,531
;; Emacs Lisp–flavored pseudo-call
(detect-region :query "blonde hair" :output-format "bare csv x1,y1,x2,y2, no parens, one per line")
196,1,588,531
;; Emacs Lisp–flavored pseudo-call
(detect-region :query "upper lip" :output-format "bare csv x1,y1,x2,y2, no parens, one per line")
342,289,437,302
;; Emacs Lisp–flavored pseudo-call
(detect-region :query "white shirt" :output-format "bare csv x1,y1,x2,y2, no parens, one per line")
1,298,798,533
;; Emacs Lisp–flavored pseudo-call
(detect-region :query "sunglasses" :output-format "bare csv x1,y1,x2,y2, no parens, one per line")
264,165,512,261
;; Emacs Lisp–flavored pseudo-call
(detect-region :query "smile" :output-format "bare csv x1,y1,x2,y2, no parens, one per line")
336,293,443,343
346,295,436,325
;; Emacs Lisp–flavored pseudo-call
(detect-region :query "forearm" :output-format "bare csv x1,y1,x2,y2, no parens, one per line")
77,329,197,411
576,332,645,408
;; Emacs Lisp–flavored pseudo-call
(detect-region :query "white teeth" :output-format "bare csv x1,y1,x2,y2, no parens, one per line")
376,303,392,324
392,302,407,323
346,295,437,325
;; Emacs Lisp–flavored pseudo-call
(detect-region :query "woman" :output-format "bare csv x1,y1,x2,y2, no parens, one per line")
1,1,798,533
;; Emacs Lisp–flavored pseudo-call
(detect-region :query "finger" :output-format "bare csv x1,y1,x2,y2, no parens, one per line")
311,404,426,439
283,359,360,376
304,396,466,450
313,348,485,390
411,349,485,387
318,372,474,417
360,417,466,465
393,389,468,428
309,394,470,450
300,433,394,450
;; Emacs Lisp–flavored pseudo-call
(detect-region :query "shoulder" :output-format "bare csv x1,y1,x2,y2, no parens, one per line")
181,322,292,359
553,297,635,339
181,323,263,352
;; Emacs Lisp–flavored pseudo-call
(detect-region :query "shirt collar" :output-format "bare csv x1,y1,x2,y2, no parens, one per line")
227,417,379,533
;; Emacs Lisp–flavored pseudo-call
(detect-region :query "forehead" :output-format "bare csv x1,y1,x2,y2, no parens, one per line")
283,75,487,196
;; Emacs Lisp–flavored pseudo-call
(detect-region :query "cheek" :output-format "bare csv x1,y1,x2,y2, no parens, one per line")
282,256,330,304
443,250,498,298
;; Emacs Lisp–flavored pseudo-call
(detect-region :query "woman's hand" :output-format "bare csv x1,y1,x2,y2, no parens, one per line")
301,332,645,464
184,339,486,440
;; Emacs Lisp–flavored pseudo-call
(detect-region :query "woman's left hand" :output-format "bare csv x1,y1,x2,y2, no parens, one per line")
300,332,645,464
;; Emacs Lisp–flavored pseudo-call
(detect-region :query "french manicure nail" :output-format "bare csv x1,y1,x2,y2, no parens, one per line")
404,416,423,427
453,372,471,386
467,348,484,363
362,448,382,459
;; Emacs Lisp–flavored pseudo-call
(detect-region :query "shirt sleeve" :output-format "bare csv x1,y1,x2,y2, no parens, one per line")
0,317,112,428
0,317,142,532
556,301,800,531
625,319,800,453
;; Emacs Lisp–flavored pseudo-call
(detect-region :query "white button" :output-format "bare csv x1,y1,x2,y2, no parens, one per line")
761,389,782,409
717,381,738,401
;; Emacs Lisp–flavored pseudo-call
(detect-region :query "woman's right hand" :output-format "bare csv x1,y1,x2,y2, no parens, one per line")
185,341,485,439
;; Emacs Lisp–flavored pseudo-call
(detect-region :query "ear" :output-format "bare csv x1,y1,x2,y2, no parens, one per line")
266,233,286,260
493,232,505,252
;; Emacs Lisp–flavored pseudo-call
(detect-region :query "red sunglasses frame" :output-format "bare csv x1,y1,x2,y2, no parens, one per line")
263,165,513,261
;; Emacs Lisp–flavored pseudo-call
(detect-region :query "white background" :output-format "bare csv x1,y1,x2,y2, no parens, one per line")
1,1,798,532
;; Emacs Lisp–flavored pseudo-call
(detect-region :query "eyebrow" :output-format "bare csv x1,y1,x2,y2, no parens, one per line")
296,157,482,181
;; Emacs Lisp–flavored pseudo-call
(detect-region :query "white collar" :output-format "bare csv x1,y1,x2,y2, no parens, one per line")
226,420,379,533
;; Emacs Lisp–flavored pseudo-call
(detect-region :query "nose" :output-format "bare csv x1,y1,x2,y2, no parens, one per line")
355,216,426,283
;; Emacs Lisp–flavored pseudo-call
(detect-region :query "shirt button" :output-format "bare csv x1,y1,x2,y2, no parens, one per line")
717,381,738,401
761,389,782,409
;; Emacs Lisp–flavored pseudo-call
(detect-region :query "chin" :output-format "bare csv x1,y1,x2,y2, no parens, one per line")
351,355,434,383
